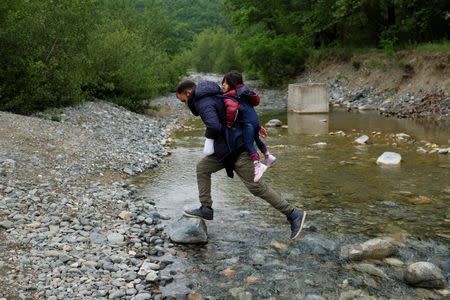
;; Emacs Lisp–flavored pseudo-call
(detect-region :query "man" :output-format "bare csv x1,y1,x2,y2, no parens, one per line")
175,79,307,240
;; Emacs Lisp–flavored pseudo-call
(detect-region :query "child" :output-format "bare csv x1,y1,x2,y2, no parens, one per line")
221,71,276,182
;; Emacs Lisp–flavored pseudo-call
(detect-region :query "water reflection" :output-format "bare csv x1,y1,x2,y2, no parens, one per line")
287,113,329,135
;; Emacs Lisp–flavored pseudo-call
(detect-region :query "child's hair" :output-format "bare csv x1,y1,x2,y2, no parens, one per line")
222,71,243,89
176,80,196,94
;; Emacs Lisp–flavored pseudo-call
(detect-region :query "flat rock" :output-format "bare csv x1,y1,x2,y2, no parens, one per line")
354,135,369,144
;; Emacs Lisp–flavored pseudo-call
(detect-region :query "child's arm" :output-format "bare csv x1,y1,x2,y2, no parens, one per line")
247,92,260,107
236,84,260,106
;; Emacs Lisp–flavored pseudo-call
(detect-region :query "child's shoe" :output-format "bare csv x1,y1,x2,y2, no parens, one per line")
253,161,268,182
265,154,277,167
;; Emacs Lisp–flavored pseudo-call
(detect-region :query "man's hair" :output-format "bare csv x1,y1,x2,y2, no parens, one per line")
222,71,243,89
176,80,196,94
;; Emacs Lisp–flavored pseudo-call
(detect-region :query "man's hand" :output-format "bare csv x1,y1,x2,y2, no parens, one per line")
259,126,267,139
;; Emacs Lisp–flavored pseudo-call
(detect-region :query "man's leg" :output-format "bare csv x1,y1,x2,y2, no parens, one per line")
184,155,224,221
233,152,292,215
233,152,306,239
196,154,224,207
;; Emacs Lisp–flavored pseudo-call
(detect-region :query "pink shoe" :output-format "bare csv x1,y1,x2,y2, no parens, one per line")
265,154,277,167
253,161,268,182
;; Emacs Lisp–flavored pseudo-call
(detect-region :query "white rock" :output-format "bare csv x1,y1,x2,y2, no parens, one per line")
376,152,401,165
312,142,327,147
354,135,369,144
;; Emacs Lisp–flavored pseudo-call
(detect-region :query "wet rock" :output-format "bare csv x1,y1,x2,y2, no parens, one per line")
299,235,337,256
408,195,432,205
404,262,446,288
353,263,388,278
168,216,207,244
338,289,373,300
305,295,326,300
383,257,404,267
354,135,369,144
312,142,327,147
395,133,411,141
339,238,396,260
229,287,252,300
376,152,401,165
265,119,282,127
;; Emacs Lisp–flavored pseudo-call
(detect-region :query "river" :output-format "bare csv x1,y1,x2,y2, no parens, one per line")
133,85,450,299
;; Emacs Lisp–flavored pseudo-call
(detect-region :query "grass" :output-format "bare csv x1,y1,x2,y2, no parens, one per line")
408,40,450,52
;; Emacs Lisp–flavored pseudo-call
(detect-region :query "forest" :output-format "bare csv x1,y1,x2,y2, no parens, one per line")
0,0,448,114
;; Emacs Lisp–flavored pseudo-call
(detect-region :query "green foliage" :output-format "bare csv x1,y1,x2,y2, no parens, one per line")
223,0,449,82
0,0,189,114
189,29,242,73
240,34,309,85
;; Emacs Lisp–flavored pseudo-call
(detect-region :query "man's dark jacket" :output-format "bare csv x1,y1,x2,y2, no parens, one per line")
187,80,245,177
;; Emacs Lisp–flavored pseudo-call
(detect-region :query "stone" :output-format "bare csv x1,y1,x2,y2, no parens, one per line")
138,262,160,275
305,295,326,300
300,235,337,256
265,119,283,127
339,238,396,260
312,142,327,147
145,270,158,282
404,262,446,288
0,220,14,229
376,152,401,165
408,195,432,205
229,287,252,300
245,276,261,285
134,293,152,300
354,135,369,144
353,263,388,278
107,233,124,245
219,267,236,277
118,211,132,221
383,257,404,267
168,216,207,244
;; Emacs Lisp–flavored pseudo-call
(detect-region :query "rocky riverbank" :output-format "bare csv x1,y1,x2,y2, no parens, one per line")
297,50,450,120
0,101,185,299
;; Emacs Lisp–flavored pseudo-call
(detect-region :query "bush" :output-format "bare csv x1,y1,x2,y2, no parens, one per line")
240,34,309,85
189,29,242,73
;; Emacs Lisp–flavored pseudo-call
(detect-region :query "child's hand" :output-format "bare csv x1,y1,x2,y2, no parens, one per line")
259,126,267,139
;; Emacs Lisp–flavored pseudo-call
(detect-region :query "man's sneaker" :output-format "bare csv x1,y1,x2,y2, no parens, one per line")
265,154,277,168
287,209,307,240
183,206,213,221
253,161,268,182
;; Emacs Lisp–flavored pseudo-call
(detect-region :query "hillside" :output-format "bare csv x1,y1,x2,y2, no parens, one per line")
298,50,450,119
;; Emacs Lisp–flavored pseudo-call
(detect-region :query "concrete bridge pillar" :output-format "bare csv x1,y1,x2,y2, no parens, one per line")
288,83,329,113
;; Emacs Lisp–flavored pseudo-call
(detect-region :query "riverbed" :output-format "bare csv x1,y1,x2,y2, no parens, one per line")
134,96,450,298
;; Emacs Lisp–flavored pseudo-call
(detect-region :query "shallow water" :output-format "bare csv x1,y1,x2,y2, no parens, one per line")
134,108,450,298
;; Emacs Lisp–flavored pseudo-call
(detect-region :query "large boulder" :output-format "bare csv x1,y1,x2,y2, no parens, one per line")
339,238,396,261
404,262,446,289
168,216,208,244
